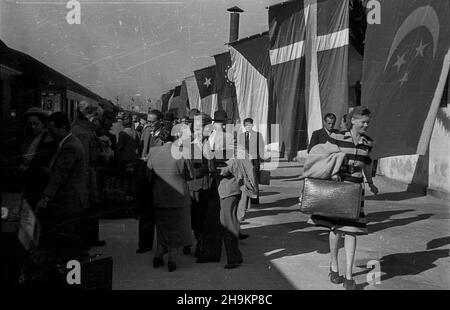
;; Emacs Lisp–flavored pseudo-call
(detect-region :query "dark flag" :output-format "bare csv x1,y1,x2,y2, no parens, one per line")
214,51,238,121
194,66,218,117
168,83,189,117
269,0,350,160
168,85,181,109
161,89,174,113
362,0,450,159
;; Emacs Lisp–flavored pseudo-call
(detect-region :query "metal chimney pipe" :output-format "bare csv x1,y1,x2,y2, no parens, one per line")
227,6,244,43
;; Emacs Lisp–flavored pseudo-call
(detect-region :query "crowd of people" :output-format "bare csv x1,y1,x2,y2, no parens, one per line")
1,102,379,290
0,103,267,287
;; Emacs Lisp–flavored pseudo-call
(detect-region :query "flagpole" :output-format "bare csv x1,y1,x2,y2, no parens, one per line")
417,47,450,155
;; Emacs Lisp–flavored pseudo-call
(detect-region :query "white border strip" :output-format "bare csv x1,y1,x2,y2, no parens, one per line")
270,28,349,65
317,28,349,52
270,40,305,66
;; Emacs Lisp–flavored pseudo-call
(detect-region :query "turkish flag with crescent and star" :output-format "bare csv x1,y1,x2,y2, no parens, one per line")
362,0,449,159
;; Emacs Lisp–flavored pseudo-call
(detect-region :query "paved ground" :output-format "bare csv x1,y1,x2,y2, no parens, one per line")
92,161,450,290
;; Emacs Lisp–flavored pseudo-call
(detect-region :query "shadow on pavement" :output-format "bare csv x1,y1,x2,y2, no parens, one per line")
365,191,425,201
259,191,281,197
245,208,300,220
255,197,300,209
357,249,450,290
270,175,302,181
427,236,450,250
367,209,415,222
368,213,434,234
245,221,330,261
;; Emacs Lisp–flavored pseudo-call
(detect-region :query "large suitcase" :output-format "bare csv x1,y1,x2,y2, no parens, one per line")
79,255,113,290
299,178,362,220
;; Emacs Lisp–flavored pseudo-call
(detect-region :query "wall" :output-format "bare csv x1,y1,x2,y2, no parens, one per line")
378,104,450,200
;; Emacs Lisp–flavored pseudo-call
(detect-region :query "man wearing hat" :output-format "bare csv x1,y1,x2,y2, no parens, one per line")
18,107,57,211
186,112,213,257
135,109,167,254
197,110,239,266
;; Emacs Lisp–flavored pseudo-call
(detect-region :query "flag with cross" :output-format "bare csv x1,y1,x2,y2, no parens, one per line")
269,0,349,159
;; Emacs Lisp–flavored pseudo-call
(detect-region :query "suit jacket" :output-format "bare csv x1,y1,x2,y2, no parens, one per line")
307,128,336,153
43,135,89,219
117,128,139,163
139,122,165,158
237,129,265,160
20,130,58,208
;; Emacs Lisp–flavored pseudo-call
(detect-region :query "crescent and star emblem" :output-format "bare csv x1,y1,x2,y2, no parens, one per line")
384,5,440,72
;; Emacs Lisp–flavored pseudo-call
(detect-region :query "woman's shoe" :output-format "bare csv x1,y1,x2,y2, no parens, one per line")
343,278,357,290
168,261,177,272
329,267,342,284
153,257,164,268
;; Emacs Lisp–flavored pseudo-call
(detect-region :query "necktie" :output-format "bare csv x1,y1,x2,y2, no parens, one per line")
245,131,250,158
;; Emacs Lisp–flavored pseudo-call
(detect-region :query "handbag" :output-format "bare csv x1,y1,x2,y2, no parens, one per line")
299,178,362,220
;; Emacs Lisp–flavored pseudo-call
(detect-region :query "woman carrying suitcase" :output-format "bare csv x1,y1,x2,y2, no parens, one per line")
308,106,379,290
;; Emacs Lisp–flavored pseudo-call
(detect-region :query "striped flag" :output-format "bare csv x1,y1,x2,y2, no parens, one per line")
185,75,201,111
161,89,174,113
269,0,349,159
167,83,189,118
228,32,271,140
194,65,218,118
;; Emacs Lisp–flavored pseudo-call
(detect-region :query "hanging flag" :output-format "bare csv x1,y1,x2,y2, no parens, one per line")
185,75,201,111
167,82,189,118
194,65,218,117
214,51,238,122
161,89,174,113
154,99,162,111
228,32,271,141
269,0,349,160
362,0,450,159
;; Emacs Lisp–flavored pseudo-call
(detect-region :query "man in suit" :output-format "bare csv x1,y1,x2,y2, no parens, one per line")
19,107,58,211
307,113,337,153
236,118,265,240
135,109,165,254
237,118,264,202
36,112,89,266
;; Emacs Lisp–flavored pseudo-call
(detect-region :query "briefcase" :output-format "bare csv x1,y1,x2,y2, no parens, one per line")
299,178,362,220
79,255,113,290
